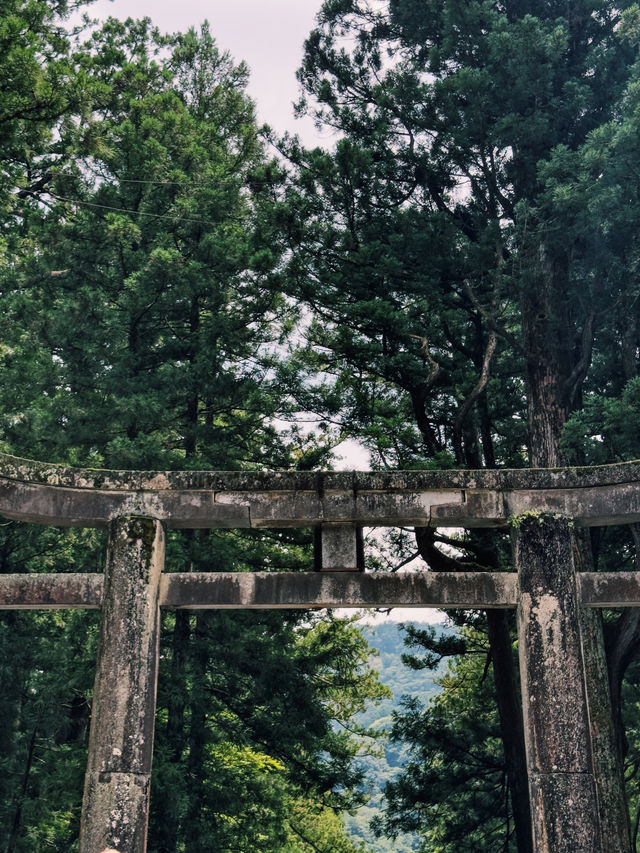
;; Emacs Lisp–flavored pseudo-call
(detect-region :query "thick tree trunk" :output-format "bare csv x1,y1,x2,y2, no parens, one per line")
7,726,37,853
183,613,210,853
607,600,640,760
480,529,533,853
486,611,533,853
521,245,573,468
155,611,190,853
581,605,632,851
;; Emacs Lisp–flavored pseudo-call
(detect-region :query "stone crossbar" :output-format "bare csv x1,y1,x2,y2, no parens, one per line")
3,453,640,853
1,570,638,611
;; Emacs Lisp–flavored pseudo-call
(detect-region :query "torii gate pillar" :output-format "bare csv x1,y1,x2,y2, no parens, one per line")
79,516,164,853
514,514,623,853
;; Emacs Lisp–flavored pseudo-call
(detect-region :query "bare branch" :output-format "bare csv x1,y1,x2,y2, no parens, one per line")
565,310,595,407
390,551,421,572
462,279,525,356
453,330,498,465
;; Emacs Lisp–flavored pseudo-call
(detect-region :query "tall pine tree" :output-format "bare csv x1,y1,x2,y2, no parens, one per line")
0,15,387,852
281,1,640,848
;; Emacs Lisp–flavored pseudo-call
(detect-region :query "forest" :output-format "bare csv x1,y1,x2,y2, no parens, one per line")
5,0,640,850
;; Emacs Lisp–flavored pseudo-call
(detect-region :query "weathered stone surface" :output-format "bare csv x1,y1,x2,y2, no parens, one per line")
6,473,640,529
159,570,518,609
429,488,507,527
580,572,640,607
81,772,149,853
79,517,164,853
9,569,640,611
4,449,640,490
4,448,640,853
514,515,605,851
504,482,640,527
3,450,640,529
0,573,103,608
0,478,465,528
316,524,362,570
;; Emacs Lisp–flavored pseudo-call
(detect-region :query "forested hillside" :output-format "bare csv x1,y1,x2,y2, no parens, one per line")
345,622,444,853
359,622,447,730
6,0,640,851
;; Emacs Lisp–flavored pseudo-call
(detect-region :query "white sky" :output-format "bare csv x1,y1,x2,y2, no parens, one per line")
83,0,335,146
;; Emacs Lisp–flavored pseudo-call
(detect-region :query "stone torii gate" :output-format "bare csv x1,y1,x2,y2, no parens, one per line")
2,452,640,853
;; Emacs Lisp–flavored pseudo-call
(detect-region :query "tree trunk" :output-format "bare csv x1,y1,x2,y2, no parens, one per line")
7,726,37,853
521,244,573,468
486,611,533,853
183,612,210,853
155,610,191,853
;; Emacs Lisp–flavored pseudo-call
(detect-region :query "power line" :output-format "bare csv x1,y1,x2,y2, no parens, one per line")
116,177,193,186
49,192,211,226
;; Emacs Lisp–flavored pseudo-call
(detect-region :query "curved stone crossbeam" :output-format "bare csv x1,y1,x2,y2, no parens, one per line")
2,451,640,528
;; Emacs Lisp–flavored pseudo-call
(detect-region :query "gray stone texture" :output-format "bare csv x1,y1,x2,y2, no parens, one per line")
0,452,637,852
514,514,605,852
4,450,640,529
318,524,362,570
79,516,164,853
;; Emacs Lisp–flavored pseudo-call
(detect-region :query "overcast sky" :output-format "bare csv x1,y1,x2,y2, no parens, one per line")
84,0,333,146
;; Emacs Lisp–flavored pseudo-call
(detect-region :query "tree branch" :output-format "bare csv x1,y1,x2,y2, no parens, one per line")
462,279,525,356
407,334,442,452
453,330,498,465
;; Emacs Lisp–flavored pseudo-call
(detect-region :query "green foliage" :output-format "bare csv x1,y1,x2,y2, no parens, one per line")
7,0,640,850
0,0,94,208
284,798,371,852
151,611,389,852
377,630,515,852
360,623,443,725
285,2,640,849
344,623,445,853
0,608,99,853
2,17,289,471
284,0,635,473
0,14,387,853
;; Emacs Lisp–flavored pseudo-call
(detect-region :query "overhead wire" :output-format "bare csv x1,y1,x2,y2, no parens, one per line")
47,191,211,226
115,177,194,186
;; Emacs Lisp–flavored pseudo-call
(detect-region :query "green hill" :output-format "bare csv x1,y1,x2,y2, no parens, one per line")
344,620,449,852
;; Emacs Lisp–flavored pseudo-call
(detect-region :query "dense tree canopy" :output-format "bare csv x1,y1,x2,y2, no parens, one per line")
280,0,640,850
0,0,92,200
7,0,640,851
0,9,387,852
